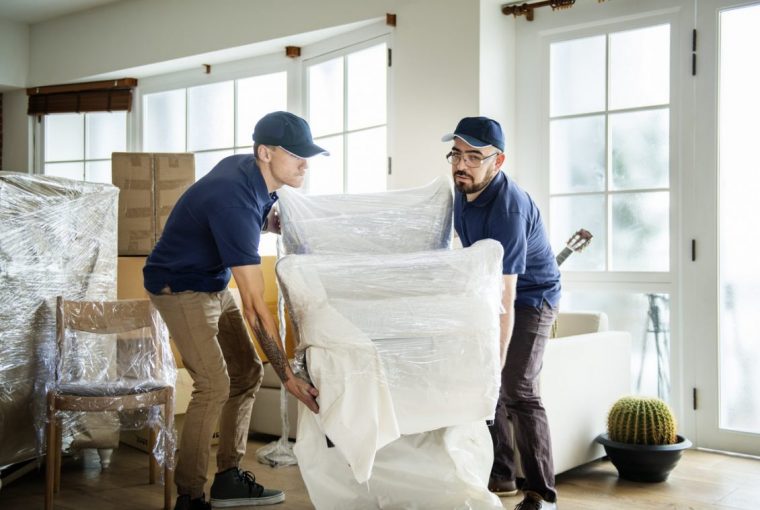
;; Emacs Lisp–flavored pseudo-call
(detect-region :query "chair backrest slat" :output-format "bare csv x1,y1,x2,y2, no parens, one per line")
63,299,153,334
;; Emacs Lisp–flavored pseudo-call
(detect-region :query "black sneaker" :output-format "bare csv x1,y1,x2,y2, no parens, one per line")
209,467,285,507
174,493,211,510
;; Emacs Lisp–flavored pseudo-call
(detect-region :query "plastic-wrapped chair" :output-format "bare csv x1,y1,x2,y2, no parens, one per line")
45,297,175,510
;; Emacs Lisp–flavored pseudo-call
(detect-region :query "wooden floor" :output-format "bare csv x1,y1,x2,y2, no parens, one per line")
1,434,759,509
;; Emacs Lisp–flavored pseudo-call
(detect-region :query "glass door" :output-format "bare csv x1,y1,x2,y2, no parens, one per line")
690,0,760,455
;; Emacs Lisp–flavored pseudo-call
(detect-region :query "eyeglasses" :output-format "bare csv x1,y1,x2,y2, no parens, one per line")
446,151,499,168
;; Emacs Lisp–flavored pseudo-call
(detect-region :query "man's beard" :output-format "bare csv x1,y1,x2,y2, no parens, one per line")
453,168,498,194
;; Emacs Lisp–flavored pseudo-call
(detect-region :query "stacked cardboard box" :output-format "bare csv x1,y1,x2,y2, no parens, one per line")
112,152,195,256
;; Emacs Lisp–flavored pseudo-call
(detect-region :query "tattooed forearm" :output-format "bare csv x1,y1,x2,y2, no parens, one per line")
252,318,290,383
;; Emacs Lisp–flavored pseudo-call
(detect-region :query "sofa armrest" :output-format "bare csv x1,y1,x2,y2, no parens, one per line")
540,330,631,474
555,311,609,337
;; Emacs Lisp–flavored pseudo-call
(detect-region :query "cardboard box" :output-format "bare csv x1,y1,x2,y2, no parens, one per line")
112,152,195,256
120,368,220,452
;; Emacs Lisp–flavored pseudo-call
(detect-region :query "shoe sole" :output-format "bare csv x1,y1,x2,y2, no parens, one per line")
491,489,519,497
209,493,285,507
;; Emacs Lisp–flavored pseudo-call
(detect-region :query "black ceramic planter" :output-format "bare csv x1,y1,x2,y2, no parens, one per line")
595,433,692,483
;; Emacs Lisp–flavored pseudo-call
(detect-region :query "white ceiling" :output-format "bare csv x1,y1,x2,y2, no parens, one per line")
0,0,124,24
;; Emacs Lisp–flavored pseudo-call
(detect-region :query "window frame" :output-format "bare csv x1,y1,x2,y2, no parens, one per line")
548,24,673,275
514,1,693,417
34,110,132,180
537,10,684,289
301,31,392,194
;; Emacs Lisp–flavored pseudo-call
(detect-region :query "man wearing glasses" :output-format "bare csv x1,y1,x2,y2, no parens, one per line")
144,111,325,510
443,117,561,510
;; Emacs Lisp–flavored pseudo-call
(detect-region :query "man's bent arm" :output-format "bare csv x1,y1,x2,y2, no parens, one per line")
499,274,518,369
231,264,319,413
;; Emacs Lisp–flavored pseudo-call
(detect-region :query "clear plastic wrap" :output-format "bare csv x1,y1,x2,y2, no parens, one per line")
277,240,504,508
0,172,174,472
277,177,453,255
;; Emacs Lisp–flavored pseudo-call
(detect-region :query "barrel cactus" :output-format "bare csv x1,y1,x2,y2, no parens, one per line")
607,396,677,445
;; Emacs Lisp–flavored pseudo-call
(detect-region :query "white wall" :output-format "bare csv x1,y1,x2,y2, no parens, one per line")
389,0,480,189
4,0,516,185
27,0,407,86
478,0,516,179
0,17,29,90
2,90,32,172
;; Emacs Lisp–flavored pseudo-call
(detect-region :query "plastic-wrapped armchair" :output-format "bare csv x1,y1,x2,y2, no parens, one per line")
45,297,176,510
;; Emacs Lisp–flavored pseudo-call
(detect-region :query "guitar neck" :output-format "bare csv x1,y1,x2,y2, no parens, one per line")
555,247,573,267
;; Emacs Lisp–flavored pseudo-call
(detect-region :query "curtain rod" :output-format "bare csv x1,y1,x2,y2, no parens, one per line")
502,0,606,22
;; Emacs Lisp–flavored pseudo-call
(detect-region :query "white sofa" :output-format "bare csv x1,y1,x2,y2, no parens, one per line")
249,311,631,475
541,311,631,474
249,364,298,438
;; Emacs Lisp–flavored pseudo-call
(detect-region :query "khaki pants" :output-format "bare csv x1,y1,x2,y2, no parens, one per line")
149,288,263,498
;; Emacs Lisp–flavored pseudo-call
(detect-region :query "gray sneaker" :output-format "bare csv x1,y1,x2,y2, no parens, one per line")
209,468,285,507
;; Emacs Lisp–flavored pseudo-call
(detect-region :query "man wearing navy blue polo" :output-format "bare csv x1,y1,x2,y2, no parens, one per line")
144,111,326,510
443,117,561,510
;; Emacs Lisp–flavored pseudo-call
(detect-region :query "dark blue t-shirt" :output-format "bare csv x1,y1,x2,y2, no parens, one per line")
143,154,277,294
454,171,561,308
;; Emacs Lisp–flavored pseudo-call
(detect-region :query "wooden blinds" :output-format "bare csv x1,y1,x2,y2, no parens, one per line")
27,78,138,115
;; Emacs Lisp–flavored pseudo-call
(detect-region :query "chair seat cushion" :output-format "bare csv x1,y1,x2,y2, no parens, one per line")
56,381,168,396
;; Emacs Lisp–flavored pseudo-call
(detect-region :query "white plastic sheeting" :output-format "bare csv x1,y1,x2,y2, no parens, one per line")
277,240,504,509
296,416,498,510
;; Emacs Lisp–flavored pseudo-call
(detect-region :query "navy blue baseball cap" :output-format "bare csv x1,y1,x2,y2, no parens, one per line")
441,116,505,152
253,111,329,158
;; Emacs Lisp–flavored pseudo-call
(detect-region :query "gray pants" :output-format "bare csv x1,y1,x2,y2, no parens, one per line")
149,288,264,499
489,302,557,503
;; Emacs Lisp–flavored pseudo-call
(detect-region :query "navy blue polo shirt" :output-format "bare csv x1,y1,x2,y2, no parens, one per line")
143,154,277,294
454,171,561,308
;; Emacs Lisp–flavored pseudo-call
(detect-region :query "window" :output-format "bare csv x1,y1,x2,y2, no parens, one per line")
141,71,288,256
549,25,670,272
304,41,388,195
542,22,674,401
142,71,288,181
43,112,127,183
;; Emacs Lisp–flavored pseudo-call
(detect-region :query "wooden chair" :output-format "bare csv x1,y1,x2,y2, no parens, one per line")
45,297,175,510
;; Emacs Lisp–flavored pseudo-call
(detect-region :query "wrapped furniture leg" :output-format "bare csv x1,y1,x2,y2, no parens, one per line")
277,240,504,509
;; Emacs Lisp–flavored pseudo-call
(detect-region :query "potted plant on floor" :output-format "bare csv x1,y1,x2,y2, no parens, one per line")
595,396,692,482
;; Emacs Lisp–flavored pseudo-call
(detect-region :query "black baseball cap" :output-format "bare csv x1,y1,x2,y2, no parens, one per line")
252,111,329,158
441,116,505,152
